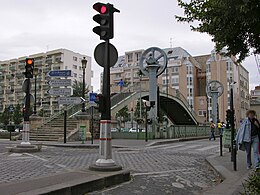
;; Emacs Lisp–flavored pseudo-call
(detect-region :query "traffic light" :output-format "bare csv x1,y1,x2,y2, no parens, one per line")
226,109,232,129
24,58,34,78
95,93,105,113
93,2,120,40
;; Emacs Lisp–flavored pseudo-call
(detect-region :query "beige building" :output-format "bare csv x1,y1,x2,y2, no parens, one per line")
102,47,249,126
0,49,92,116
250,85,260,118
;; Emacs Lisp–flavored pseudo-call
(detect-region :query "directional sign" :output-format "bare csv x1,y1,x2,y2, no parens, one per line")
48,79,72,87
47,70,72,77
47,88,72,96
89,92,97,102
58,97,85,105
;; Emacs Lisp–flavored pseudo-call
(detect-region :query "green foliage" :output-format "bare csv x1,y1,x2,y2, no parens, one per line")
1,107,10,126
243,171,260,194
72,80,89,98
117,106,130,122
176,0,260,62
13,104,22,125
134,100,146,119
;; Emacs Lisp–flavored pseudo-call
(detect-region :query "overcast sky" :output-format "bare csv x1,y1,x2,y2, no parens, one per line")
0,0,259,91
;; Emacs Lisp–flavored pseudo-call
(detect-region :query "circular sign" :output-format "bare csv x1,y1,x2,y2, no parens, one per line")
206,80,224,98
22,79,32,93
139,47,168,77
94,42,118,67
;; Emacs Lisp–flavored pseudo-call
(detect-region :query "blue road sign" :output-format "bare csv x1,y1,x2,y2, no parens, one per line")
47,70,72,77
8,104,14,113
89,93,97,102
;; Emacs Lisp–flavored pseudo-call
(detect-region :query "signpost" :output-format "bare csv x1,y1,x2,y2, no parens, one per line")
47,70,72,77
89,92,97,102
58,97,85,105
47,88,72,96
48,79,72,87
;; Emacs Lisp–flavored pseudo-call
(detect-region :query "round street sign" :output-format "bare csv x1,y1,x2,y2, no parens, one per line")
22,79,31,93
94,42,118,67
23,94,34,106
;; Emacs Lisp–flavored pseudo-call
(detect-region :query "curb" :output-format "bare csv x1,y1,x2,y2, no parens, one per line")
41,143,129,149
0,169,131,195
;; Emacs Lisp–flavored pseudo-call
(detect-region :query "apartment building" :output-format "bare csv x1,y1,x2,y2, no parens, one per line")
250,85,260,117
103,47,249,125
0,49,92,116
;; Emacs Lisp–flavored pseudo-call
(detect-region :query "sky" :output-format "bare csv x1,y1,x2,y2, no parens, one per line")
0,0,259,91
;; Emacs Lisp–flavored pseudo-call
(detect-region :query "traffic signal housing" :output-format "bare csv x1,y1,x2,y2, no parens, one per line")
24,58,34,78
94,93,105,113
93,2,120,40
226,109,232,129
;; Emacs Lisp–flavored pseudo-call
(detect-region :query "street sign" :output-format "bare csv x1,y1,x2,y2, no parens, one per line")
8,105,14,113
58,97,85,104
47,70,72,77
48,79,72,87
23,94,34,106
94,42,118,67
47,88,72,96
89,92,97,102
22,79,31,93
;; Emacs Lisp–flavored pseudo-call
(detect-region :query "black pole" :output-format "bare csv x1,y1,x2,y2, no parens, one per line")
64,110,67,143
82,66,86,112
230,85,237,170
145,107,148,142
33,74,37,115
24,78,31,122
91,105,94,144
101,40,111,120
220,134,223,156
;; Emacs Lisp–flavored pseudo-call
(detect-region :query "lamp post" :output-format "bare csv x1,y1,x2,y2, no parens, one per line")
81,57,87,112
33,68,39,115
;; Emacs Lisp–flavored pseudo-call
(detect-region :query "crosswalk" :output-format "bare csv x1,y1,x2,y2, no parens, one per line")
145,142,220,154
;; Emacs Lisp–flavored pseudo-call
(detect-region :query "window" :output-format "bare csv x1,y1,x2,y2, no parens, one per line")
163,79,169,85
206,64,211,73
172,77,179,84
187,76,193,85
115,73,121,78
73,65,77,69
198,110,206,116
136,53,141,61
73,56,77,61
127,54,133,63
74,73,77,77
172,67,179,73
187,66,192,74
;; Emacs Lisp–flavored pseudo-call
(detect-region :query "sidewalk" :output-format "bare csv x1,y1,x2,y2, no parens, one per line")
204,150,252,195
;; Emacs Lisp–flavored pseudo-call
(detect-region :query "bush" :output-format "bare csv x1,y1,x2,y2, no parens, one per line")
244,171,260,194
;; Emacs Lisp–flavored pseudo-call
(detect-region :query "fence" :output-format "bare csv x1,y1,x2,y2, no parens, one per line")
112,125,210,139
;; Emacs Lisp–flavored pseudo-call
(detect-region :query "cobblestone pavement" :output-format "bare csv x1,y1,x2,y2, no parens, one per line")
0,139,223,194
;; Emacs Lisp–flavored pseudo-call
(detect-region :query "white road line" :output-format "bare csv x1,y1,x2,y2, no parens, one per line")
132,168,196,176
196,145,219,151
160,144,186,150
24,153,48,162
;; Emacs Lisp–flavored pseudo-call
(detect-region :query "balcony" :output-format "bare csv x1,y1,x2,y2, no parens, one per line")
45,58,53,64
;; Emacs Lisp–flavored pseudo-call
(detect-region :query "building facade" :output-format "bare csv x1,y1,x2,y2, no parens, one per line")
0,49,92,116
103,47,249,126
250,85,260,118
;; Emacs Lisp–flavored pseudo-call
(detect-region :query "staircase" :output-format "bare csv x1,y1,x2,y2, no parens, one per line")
30,117,78,141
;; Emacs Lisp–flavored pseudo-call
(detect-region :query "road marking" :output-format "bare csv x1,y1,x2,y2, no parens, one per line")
196,145,219,151
132,168,196,176
160,144,186,150
24,153,48,162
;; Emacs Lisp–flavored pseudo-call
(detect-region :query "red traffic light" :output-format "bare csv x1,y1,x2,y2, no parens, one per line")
100,5,107,14
93,3,107,14
26,58,34,65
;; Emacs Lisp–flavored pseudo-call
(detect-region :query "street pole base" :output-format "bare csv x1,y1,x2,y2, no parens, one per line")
89,159,122,172
21,141,31,145
9,144,41,153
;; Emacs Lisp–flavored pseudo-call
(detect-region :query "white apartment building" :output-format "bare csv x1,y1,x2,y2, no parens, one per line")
0,49,92,116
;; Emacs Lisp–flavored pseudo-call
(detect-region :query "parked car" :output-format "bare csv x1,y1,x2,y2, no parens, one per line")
111,128,119,132
0,129,8,133
129,128,138,133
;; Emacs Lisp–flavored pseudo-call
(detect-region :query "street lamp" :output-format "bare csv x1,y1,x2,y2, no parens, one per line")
33,68,39,115
81,57,88,112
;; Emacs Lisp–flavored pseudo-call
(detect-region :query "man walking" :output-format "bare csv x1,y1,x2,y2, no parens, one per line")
209,121,216,141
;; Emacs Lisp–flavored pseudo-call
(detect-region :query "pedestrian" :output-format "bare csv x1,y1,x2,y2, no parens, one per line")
209,121,216,141
217,120,222,135
236,110,260,170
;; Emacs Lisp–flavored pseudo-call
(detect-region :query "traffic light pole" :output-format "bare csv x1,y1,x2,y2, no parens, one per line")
90,39,121,171
230,85,237,171
21,78,31,145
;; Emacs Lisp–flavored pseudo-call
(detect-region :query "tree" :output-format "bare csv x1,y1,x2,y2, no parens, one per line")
72,80,89,98
176,0,260,62
1,108,10,126
134,100,146,119
13,104,22,125
116,106,130,127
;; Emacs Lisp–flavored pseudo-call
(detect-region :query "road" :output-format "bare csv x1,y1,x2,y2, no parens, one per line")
0,139,222,194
